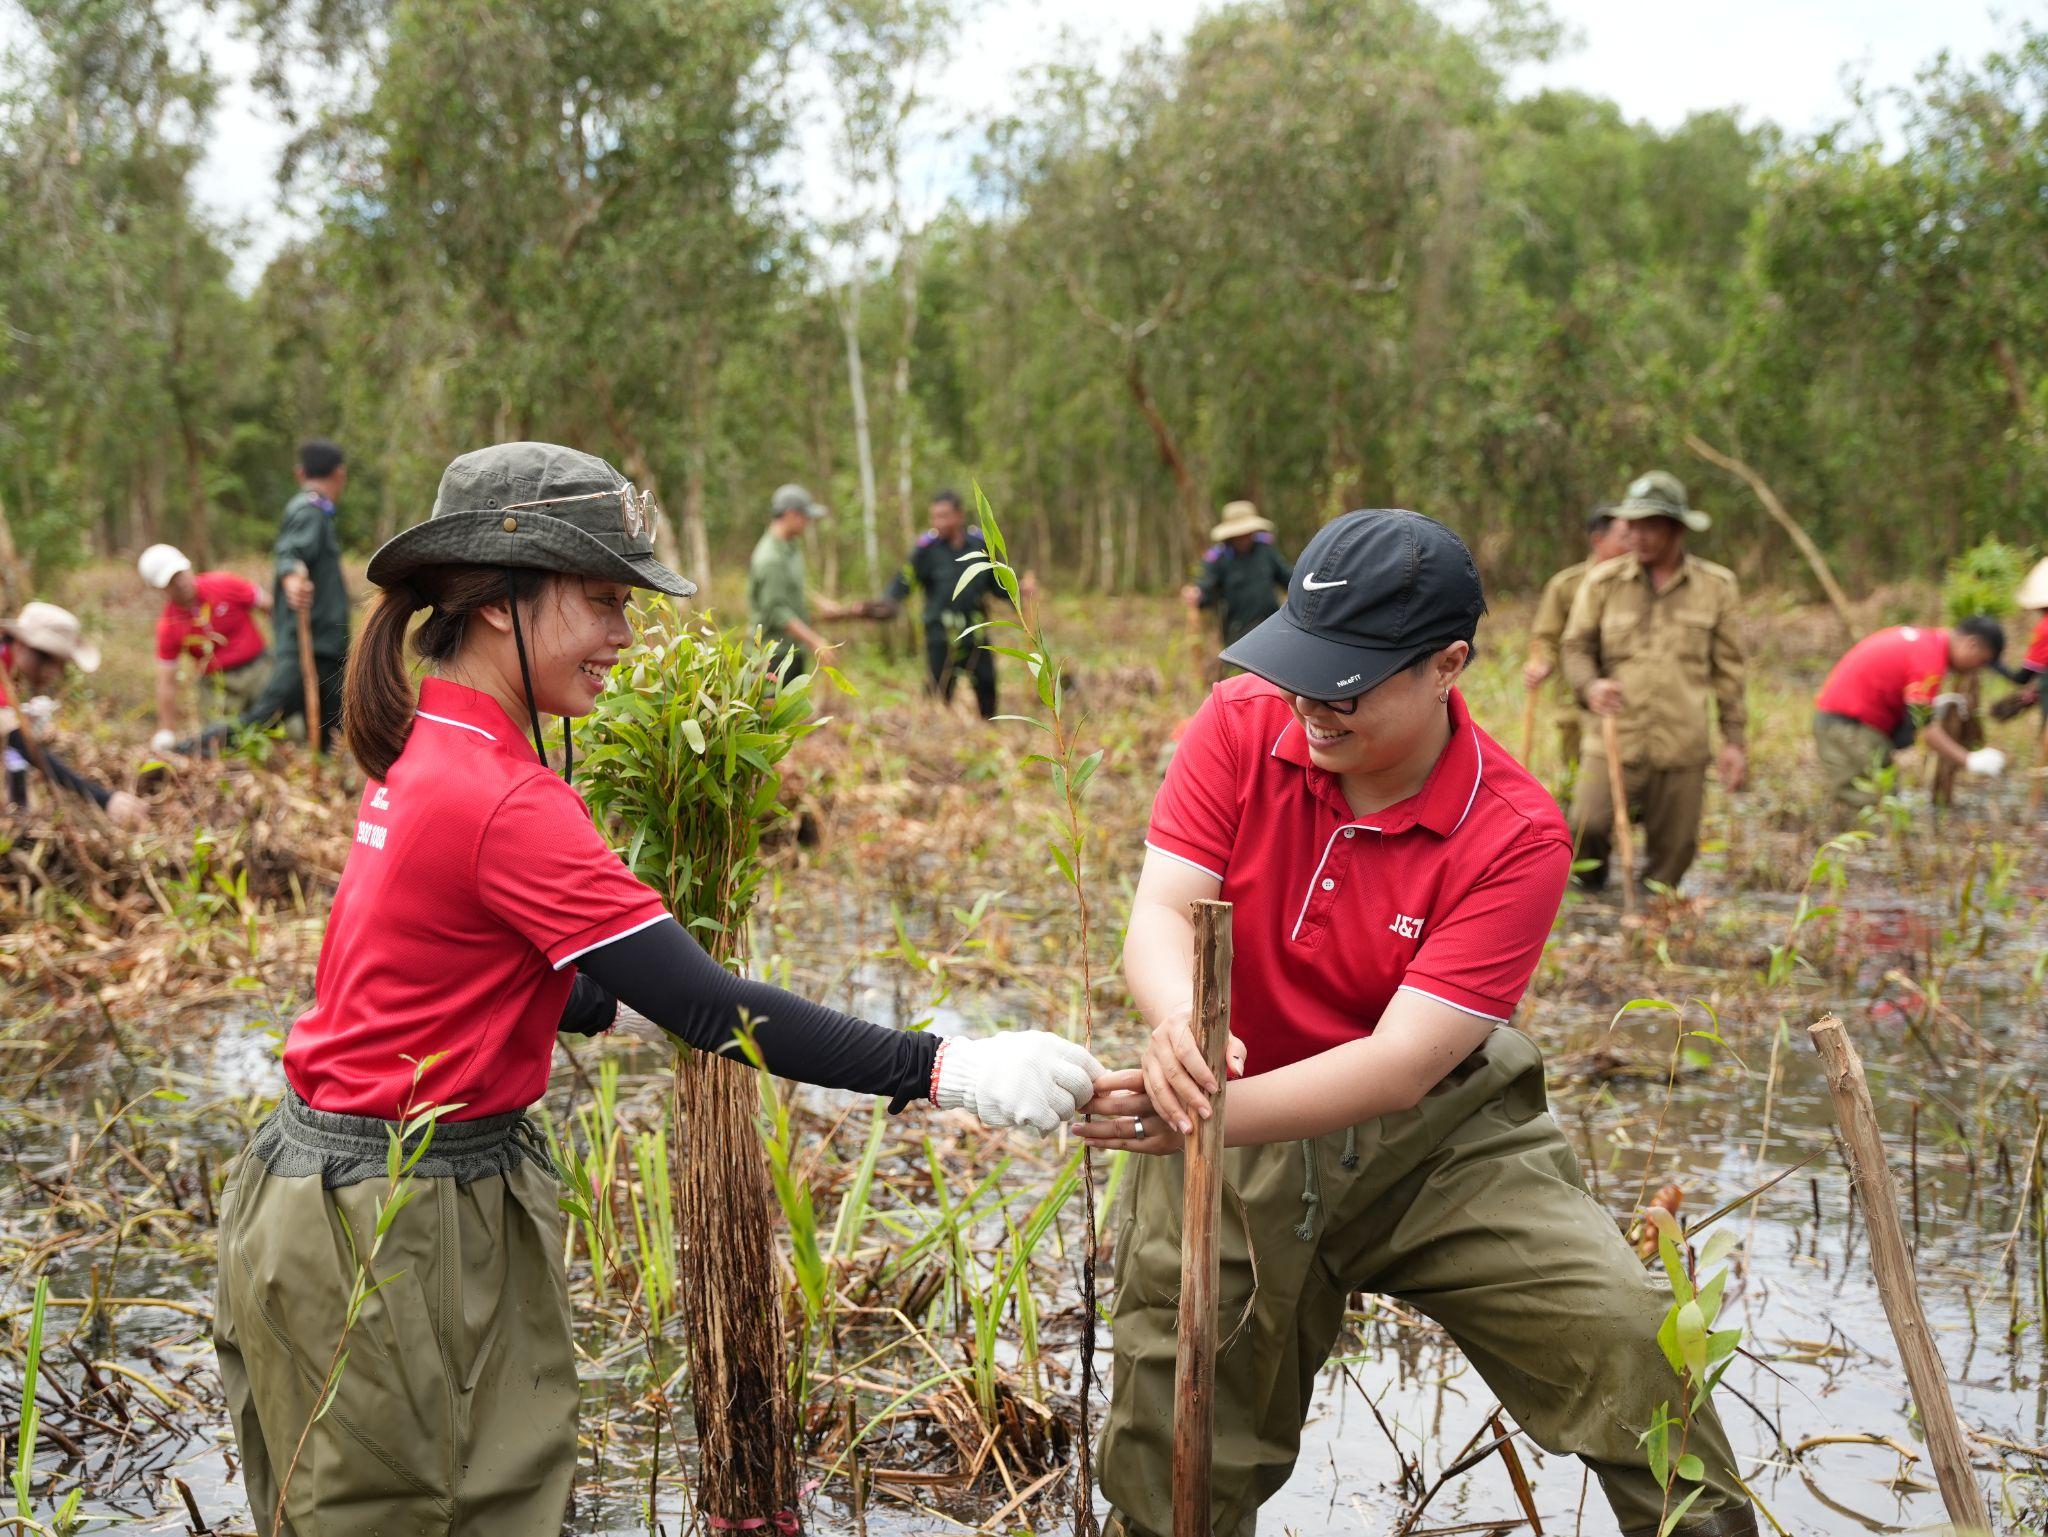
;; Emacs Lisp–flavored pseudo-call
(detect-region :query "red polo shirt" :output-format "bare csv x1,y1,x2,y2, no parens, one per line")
1146,677,1571,1077
1814,626,1950,736
283,678,668,1120
155,572,266,673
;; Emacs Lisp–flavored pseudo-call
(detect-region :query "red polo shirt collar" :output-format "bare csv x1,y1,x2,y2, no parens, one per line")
414,676,540,762
1267,688,1484,837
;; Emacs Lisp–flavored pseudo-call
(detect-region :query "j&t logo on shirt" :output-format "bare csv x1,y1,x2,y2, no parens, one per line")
1388,913,1425,939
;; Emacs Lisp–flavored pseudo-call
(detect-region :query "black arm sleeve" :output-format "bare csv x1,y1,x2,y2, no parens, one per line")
556,972,619,1037
576,917,939,1111
7,731,113,809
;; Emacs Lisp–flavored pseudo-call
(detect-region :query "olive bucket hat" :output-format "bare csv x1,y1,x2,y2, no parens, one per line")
365,441,695,597
1611,470,1709,533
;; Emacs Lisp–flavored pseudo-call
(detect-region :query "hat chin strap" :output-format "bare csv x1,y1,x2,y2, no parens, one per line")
505,570,573,783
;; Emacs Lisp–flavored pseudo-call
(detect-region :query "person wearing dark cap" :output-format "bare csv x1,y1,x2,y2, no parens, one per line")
1812,617,2007,808
1180,500,1292,649
1561,471,1747,893
211,441,1106,1535
1077,509,1755,1537
747,482,867,676
217,438,352,750
1524,505,1633,774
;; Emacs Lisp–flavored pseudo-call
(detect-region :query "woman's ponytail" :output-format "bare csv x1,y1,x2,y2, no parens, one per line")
343,583,431,780
342,563,553,781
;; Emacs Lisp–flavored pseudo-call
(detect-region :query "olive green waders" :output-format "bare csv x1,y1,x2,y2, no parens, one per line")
1100,1029,1752,1537
1569,755,1708,891
1813,711,1895,810
214,1093,578,1536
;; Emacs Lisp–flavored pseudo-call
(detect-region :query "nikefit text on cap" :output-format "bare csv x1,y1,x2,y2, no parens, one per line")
1220,510,1485,700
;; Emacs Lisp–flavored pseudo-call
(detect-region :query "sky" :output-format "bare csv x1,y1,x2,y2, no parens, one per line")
163,0,2032,288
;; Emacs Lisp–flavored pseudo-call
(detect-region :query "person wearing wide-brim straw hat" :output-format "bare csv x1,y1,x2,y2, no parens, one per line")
1992,556,2048,728
1081,509,1756,1537
0,602,147,827
1560,469,1747,893
1181,499,1293,653
211,440,1107,1536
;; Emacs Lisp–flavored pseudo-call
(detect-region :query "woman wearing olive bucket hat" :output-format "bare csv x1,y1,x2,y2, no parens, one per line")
212,442,1105,1535
1079,509,1755,1536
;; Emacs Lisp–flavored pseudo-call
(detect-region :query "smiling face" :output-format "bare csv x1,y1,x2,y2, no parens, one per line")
1627,515,1684,566
475,576,635,718
1290,641,1471,777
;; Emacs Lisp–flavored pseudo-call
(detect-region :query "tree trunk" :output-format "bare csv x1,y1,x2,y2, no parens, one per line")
1124,349,1205,552
0,487,29,606
1683,433,1857,638
893,243,921,553
836,275,880,586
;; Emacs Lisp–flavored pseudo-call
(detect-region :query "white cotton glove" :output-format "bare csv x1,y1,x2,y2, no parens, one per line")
21,695,57,731
150,729,177,753
1966,747,2007,777
935,1031,1103,1134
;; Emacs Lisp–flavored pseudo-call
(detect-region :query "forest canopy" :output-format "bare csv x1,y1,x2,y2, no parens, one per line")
2,0,2044,597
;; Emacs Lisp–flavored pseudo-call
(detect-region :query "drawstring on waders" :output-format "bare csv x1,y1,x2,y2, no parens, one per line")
505,569,574,783
1294,1138,1322,1241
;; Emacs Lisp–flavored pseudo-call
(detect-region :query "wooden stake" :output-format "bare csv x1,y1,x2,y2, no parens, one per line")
295,603,322,759
1518,679,1538,767
1600,714,1637,916
1173,899,1232,1537
1808,1016,1991,1536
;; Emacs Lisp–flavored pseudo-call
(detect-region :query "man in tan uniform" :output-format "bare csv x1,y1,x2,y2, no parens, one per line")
1525,506,1634,771
1562,472,1746,892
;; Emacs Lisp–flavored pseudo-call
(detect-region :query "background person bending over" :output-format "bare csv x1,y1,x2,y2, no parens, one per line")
1812,617,2006,808
1080,509,1754,1537
138,543,272,751
0,603,147,827
213,442,1106,1537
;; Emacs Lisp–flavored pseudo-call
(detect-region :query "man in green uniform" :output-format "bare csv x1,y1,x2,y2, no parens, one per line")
1524,506,1633,772
874,488,1010,718
1562,471,1747,893
748,483,863,677
205,439,350,753
1181,501,1292,649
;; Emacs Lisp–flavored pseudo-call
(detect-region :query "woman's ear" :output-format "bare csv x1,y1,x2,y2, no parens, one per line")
472,597,515,636
1439,640,1471,685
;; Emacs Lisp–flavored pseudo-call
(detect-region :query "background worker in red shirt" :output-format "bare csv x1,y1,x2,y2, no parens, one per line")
1812,617,2006,808
212,441,1105,1536
136,543,272,751
1079,511,1754,1537
1991,558,2048,726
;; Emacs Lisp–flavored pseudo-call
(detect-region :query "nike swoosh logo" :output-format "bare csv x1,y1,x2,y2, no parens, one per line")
1301,573,1347,591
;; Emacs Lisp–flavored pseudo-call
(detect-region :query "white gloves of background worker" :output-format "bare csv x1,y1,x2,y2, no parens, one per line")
150,729,177,753
934,1031,1103,1134
1966,747,2008,777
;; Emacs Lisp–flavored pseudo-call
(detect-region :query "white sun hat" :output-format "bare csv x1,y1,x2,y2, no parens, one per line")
138,544,193,589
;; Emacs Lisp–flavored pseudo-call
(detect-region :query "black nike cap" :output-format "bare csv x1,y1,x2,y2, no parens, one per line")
1220,509,1486,700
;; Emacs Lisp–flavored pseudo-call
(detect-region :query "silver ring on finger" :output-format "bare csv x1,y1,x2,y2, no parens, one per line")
1133,1117,1145,1139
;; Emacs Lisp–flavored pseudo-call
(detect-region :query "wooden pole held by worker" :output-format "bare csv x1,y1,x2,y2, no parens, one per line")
1173,899,1233,1537
295,603,322,759
1600,713,1636,916
1808,1015,1991,1536
1518,682,1539,768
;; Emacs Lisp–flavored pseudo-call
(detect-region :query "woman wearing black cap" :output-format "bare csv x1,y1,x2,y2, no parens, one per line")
1079,509,1754,1537
212,442,1104,1535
